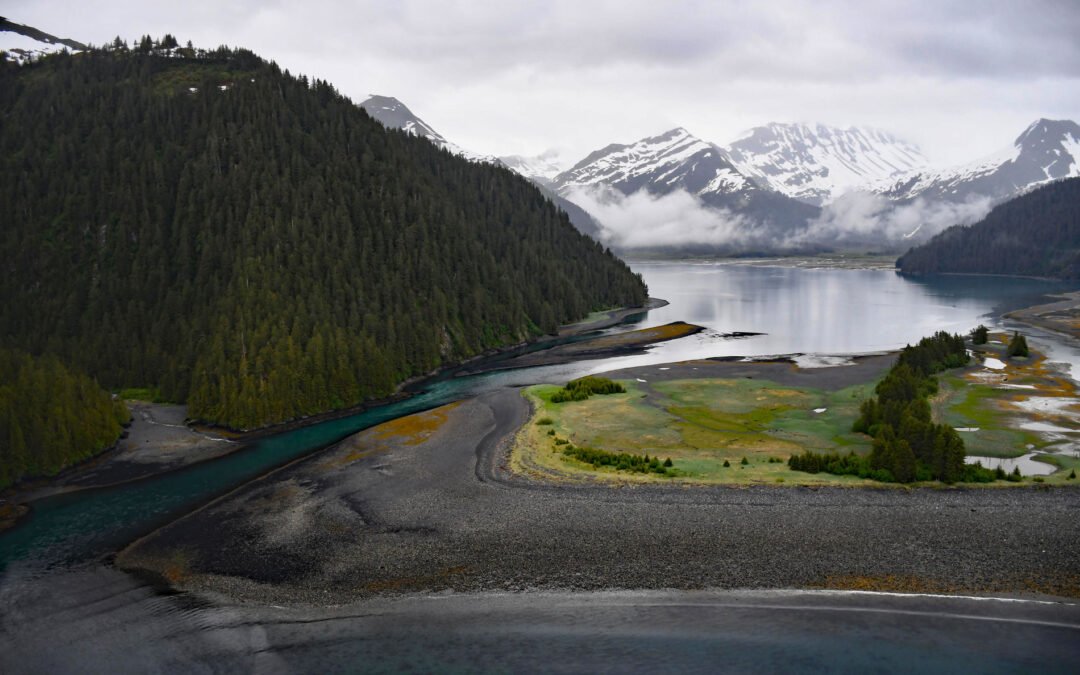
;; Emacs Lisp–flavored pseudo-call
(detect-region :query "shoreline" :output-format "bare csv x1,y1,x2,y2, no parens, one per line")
1005,290,1080,341
1,299,672,515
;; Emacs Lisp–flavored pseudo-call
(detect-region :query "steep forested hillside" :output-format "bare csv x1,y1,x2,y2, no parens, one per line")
0,45,647,429
897,178,1080,278
0,349,130,489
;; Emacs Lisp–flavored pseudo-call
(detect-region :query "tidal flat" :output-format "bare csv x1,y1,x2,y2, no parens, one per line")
117,355,1080,605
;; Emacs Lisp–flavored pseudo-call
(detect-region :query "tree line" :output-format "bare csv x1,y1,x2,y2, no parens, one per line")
0,44,647,430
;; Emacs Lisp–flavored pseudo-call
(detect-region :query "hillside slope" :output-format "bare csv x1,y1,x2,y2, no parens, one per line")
0,47,646,430
896,178,1080,279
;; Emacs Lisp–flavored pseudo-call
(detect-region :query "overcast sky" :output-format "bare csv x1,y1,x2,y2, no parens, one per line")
6,0,1079,166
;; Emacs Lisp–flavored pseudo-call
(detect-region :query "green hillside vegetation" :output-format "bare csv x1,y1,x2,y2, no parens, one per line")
0,348,130,489
897,177,1080,279
0,41,646,430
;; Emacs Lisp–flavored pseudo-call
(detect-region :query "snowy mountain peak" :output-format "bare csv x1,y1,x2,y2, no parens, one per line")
872,118,1080,205
497,150,568,189
359,94,497,163
724,122,928,205
554,127,745,196
1016,118,1080,146
360,95,450,148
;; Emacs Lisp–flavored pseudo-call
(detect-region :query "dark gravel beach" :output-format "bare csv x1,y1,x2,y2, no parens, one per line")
119,359,1080,605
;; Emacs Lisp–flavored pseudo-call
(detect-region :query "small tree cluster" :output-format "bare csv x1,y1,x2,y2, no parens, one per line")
550,376,626,403
1007,332,1030,358
561,443,673,475
972,325,989,345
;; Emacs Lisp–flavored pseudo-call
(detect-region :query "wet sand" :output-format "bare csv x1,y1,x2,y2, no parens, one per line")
119,358,1080,605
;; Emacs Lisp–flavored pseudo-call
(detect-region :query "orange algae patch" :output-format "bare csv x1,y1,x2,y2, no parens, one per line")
372,401,462,445
587,322,701,349
320,401,462,470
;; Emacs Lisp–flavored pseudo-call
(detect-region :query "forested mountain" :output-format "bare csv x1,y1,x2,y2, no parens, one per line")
0,44,647,430
896,178,1080,278
0,348,130,489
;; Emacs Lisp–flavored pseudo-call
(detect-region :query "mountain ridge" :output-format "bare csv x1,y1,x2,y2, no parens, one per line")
871,118,1080,205
724,122,928,205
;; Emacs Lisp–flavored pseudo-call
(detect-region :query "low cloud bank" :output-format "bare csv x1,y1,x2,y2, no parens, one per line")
789,191,994,248
564,186,763,250
564,185,994,252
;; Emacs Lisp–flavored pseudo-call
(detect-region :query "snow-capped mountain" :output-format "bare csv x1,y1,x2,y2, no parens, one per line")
360,94,602,239
872,119,1080,205
554,127,751,197
498,151,568,189
553,127,819,239
0,18,86,64
359,95,497,164
724,123,928,206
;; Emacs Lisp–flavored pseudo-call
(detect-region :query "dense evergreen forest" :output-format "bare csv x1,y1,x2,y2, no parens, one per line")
897,178,1080,278
789,332,988,484
0,348,130,489
0,42,647,430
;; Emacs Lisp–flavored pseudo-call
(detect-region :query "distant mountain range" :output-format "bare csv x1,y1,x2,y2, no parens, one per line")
550,119,1078,253
6,20,1076,256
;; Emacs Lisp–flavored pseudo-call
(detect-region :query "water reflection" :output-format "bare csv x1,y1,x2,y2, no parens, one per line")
594,262,1080,371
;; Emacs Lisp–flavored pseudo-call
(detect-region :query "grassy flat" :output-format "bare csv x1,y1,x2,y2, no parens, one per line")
513,347,1080,486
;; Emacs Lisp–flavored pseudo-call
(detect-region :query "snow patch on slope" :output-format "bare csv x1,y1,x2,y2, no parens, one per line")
0,31,81,63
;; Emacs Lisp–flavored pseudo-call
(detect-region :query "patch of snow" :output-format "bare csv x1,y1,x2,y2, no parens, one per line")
0,31,80,63
813,408,827,414
792,354,855,369
955,427,980,432
1018,421,1076,433
964,453,1056,476
983,357,1006,370
1011,397,1080,415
